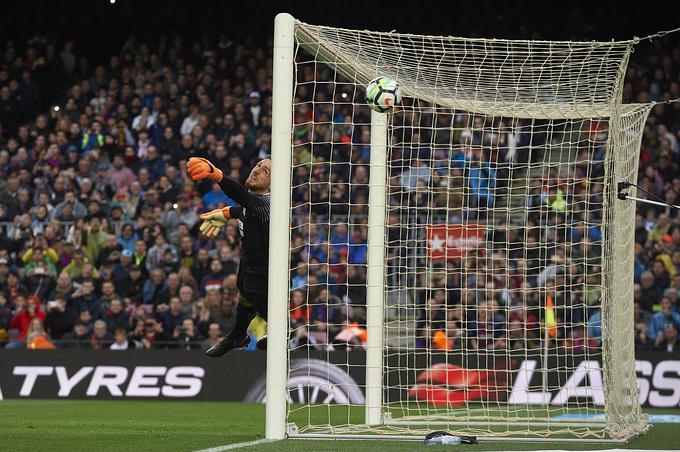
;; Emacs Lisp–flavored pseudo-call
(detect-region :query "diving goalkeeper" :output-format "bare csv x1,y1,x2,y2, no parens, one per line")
187,156,271,357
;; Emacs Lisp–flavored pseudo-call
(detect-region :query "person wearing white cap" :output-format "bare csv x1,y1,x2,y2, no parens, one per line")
248,91,262,127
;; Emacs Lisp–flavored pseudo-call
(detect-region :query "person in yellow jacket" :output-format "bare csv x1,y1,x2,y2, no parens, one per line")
655,235,677,278
545,185,567,212
21,234,59,267
22,248,58,277
83,214,108,264
63,248,100,280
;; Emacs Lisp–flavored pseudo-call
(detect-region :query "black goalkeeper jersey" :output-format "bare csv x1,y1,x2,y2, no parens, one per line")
218,176,270,294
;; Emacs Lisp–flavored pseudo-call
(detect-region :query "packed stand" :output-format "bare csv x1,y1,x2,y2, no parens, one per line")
0,34,286,350
0,30,678,354
411,38,680,354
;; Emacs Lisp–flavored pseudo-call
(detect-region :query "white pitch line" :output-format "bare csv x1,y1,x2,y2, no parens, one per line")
527,450,680,452
193,438,274,452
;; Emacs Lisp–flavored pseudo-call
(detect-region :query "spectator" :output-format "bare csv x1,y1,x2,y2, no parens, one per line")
142,145,165,183
90,319,113,349
8,295,45,348
290,289,310,329
648,214,671,244
193,299,211,335
68,279,98,319
83,214,108,264
102,298,129,332
44,299,73,340
177,238,197,270
200,260,226,296
192,248,212,284
21,234,59,267
175,318,200,350
587,309,602,345
166,273,181,300
26,318,56,350
122,265,145,304
158,297,185,342
180,106,200,136
133,240,148,274
289,326,320,350
107,154,137,195
50,191,87,220
657,324,679,352
202,183,233,209
117,224,138,254
50,272,74,301
205,288,236,334
639,271,662,312
139,316,162,349
142,267,170,306
146,233,175,274
96,234,123,268
0,294,12,346
470,300,506,350
112,249,134,288
62,248,90,279
2,269,28,304
648,297,680,347
160,196,198,245
201,322,222,352
60,320,91,349
110,327,137,350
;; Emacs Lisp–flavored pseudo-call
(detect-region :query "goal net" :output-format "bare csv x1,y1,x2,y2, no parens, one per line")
267,14,652,442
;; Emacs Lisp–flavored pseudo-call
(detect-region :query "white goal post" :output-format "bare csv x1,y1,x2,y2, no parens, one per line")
267,12,652,442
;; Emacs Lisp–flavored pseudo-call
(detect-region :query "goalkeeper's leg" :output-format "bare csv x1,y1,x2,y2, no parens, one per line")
204,295,256,357
248,316,268,351
247,291,269,351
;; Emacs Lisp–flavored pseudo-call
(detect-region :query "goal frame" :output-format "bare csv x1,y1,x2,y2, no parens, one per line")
267,13,393,439
266,12,647,443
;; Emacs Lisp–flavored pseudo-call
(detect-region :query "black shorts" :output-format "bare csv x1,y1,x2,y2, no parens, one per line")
237,269,268,320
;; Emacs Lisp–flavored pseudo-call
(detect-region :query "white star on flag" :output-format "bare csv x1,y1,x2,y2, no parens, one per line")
430,233,445,252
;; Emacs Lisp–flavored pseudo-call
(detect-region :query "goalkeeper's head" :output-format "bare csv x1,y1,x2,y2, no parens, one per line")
245,158,271,194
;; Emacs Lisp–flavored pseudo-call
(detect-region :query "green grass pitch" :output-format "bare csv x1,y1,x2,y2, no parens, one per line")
1,400,678,451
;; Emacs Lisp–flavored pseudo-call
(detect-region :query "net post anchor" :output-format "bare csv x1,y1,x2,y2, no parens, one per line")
617,181,631,201
286,423,299,437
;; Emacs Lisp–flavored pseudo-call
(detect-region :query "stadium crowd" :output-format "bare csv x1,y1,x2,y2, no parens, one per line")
0,26,677,354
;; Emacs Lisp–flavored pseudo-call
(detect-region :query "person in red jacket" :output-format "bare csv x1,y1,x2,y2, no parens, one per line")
8,295,45,348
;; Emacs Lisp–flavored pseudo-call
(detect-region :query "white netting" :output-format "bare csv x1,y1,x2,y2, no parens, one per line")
283,21,649,441
295,25,635,119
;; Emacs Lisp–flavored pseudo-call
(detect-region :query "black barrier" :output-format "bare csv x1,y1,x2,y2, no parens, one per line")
0,349,678,408
0,349,265,401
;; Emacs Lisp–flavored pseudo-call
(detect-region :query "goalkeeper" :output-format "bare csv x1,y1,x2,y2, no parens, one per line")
187,156,271,357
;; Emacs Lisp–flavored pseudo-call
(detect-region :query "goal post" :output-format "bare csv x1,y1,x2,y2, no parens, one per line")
365,110,388,426
267,13,652,442
266,12,295,441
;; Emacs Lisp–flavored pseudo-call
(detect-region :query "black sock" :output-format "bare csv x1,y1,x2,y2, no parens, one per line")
227,302,256,341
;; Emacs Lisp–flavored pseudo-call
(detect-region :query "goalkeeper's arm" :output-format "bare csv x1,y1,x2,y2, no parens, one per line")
186,157,260,210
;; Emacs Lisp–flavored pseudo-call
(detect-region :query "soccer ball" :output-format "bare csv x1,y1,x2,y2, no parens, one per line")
365,76,401,112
